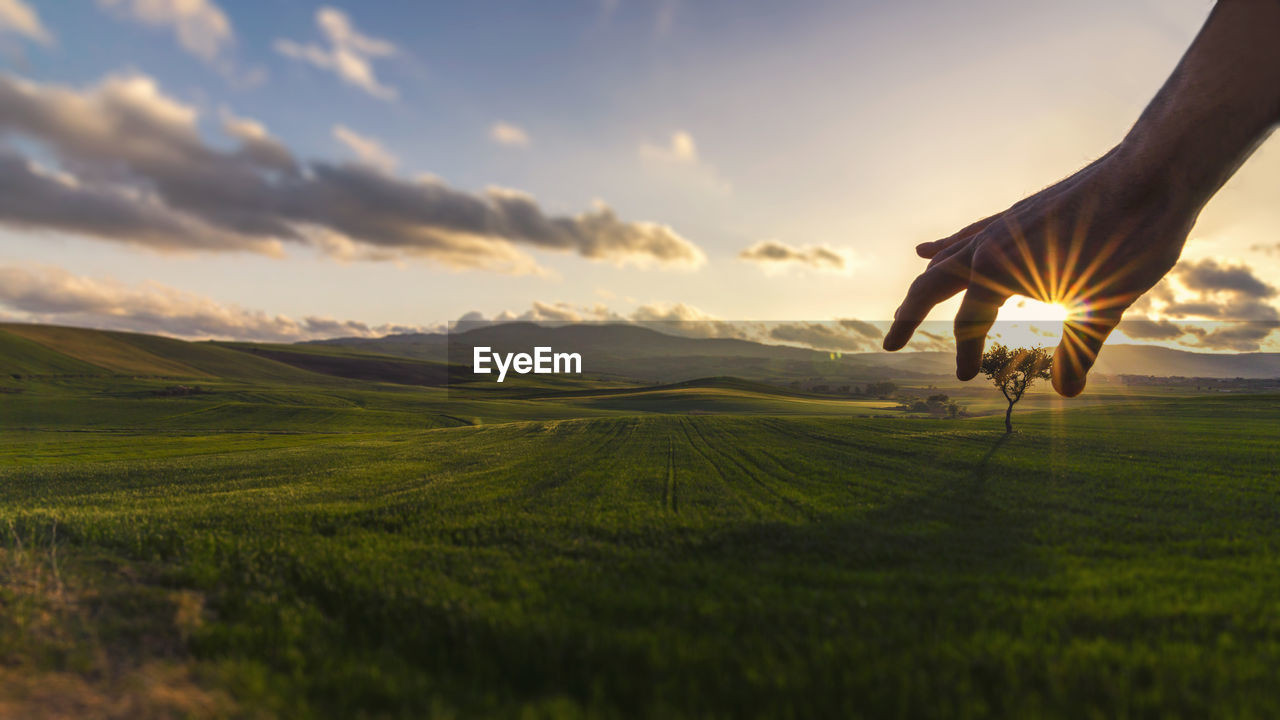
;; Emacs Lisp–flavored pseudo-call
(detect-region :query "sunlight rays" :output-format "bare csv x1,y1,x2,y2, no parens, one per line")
961,198,1154,377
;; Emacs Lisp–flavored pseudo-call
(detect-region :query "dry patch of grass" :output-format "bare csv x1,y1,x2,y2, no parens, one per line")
0,527,238,719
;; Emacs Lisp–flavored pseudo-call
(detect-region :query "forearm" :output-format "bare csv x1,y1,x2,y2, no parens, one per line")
1116,0,1280,208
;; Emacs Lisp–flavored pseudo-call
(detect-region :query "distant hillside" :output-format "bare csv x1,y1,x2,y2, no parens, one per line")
307,323,1280,381
4,322,1277,390
0,323,327,384
216,342,450,386
307,332,449,362
1089,345,1280,379
842,345,1280,379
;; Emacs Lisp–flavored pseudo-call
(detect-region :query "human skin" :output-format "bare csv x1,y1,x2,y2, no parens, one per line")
882,0,1280,397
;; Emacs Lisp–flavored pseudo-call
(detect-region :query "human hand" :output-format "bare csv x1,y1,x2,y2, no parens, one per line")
881,147,1194,397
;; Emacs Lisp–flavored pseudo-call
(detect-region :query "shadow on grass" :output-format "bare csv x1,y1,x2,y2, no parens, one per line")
671,431,1035,576
257,431,1045,717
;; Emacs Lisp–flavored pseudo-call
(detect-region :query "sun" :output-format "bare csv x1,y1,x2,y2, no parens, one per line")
999,298,1071,323
988,298,1072,348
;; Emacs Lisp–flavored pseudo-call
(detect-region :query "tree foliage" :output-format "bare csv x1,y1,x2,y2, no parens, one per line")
981,343,1052,432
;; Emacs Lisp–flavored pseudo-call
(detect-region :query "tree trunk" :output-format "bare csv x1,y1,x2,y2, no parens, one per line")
1004,401,1014,433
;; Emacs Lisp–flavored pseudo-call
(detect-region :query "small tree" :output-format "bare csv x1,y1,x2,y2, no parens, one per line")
981,343,1052,433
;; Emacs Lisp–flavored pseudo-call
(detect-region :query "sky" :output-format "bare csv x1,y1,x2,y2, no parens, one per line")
0,0,1277,350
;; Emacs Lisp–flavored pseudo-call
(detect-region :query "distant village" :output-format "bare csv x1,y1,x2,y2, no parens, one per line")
1114,375,1280,391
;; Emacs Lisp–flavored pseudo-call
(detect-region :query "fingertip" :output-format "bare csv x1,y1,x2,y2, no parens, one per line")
1053,372,1086,398
882,330,907,352
1051,354,1086,397
955,335,983,380
883,317,920,352
915,242,935,258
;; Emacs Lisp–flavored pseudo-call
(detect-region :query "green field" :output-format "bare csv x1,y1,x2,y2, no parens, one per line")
2,326,1279,717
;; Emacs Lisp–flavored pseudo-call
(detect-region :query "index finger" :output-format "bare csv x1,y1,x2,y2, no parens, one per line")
883,254,971,351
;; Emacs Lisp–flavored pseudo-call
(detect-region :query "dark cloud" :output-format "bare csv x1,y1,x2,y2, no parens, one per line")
0,72,704,272
769,322,874,352
1162,301,1226,318
1118,317,1185,341
1183,322,1278,352
0,150,276,253
1174,258,1275,299
1135,258,1280,351
0,264,438,341
838,318,882,339
910,329,953,352
739,240,848,272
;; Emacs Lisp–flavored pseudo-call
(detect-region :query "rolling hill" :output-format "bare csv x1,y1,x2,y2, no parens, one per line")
4,321,1280,391
306,322,1280,381
0,323,327,384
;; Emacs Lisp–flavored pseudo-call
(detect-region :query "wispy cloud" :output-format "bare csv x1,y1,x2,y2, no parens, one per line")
461,301,746,339
655,0,678,38
639,129,731,195
0,264,439,341
490,121,531,148
0,72,706,273
97,0,231,62
332,124,398,172
0,0,52,45
640,130,698,164
97,0,264,86
275,7,398,100
738,240,853,273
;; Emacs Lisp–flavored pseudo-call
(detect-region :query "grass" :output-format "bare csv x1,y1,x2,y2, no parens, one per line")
0,323,329,384
3,357,1280,717
0,329,110,379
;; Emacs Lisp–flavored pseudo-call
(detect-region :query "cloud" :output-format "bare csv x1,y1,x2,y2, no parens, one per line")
628,302,750,339
97,0,232,62
769,322,877,352
1126,258,1280,351
838,318,883,339
639,129,731,195
96,1,263,87
910,329,953,352
490,121,530,148
464,301,751,340
275,7,397,100
0,0,51,44
332,124,397,172
596,0,621,25
0,264,439,341
0,150,282,254
655,0,678,37
1117,317,1185,341
1174,258,1276,299
0,72,705,272
640,130,698,164
739,240,852,273
455,303,894,352
1182,322,1278,352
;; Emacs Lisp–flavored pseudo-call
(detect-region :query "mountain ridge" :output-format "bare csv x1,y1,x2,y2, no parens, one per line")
304,323,1280,379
